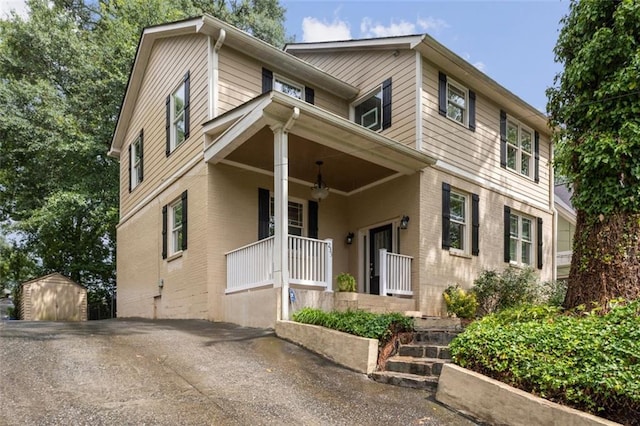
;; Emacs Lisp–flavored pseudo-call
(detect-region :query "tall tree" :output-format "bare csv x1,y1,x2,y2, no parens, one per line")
547,0,640,308
0,0,286,297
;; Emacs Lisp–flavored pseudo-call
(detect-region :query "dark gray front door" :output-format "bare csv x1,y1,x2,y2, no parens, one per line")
369,224,393,295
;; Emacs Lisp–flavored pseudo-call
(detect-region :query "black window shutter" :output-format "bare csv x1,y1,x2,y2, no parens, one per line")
308,200,318,239
262,68,273,93
438,72,447,116
165,95,171,156
181,190,188,250
128,144,132,193
162,205,168,259
258,188,270,239
139,129,144,182
468,90,476,131
537,217,543,269
183,71,190,140
500,110,507,168
305,87,315,105
534,131,540,183
442,182,451,249
382,78,392,130
503,205,511,263
472,193,479,256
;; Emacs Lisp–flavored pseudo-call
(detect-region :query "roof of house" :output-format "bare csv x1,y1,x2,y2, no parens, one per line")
555,183,576,222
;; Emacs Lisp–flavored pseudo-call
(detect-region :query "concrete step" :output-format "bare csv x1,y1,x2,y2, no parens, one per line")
385,356,450,376
398,344,451,360
414,316,462,331
412,330,459,345
370,370,440,391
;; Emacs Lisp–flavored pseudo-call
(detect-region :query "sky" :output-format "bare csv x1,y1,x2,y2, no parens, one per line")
282,0,571,112
0,0,570,112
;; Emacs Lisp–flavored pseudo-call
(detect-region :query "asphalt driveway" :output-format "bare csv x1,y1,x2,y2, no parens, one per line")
0,319,476,425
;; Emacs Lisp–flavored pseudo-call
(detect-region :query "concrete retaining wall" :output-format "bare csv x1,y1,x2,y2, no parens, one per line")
275,320,378,374
436,364,621,426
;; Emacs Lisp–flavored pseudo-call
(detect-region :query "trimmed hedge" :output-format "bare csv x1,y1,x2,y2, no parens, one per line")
450,302,640,425
292,308,414,344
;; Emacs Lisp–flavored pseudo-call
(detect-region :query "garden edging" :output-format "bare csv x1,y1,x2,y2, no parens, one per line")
275,320,378,374
436,364,621,426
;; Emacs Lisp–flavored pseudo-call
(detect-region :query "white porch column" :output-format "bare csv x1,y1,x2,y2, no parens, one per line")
272,124,289,320
379,248,388,296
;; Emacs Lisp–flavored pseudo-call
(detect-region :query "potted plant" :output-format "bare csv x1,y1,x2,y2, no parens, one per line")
336,272,356,292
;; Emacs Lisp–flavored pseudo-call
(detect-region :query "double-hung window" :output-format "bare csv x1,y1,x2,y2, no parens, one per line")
274,75,303,100
503,206,542,269
506,120,533,178
162,191,188,259
269,197,305,236
166,72,190,156
352,78,392,132
129,130,143,191
442,183,479,256
262,68,314,104
438,72,476,131
510,213,533,265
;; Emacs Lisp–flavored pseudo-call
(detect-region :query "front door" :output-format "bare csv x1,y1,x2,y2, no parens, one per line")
369,224,393,295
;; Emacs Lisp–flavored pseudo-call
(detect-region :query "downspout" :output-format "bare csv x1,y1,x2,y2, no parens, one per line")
209,29,226,120
279,107,300,322
550,142,557,282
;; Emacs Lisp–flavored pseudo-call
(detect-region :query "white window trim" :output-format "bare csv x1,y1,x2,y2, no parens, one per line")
505,117,534,179
269,194,307,237
130,137,142,190
170,81,186,152
449,190,470,255
510,212,534,266
446,78,468,127
350,84,383,132
169,198,183,256
273,74,304,100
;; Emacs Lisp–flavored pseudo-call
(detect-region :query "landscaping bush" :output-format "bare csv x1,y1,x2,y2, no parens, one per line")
472,267,539,315
450,301,640,425
292,308,414,344
443,285,478,319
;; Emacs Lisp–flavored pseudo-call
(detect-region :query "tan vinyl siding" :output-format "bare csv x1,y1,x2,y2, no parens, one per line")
218,47,348,117
294,50,417,146
119,34,208,219
20,274,87,321
421,59,551,209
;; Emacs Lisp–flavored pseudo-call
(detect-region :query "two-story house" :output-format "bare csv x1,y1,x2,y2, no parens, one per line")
108,15,555,328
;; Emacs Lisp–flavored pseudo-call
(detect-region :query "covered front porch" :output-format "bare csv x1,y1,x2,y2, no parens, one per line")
204,91,434,323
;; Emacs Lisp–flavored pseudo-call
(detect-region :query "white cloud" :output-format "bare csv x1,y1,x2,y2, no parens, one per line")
473,61,487,72
302,17,351,42
417,17,449,33
360,17,417,38
0,0,28,19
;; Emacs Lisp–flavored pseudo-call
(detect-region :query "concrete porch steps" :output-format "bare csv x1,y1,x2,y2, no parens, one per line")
371,322,461,391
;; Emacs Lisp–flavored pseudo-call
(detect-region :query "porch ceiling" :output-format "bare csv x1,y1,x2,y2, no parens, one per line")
203,92,436,193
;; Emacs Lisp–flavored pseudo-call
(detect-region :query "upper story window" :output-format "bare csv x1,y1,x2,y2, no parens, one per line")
165,71,190,156
503,206,542,269
351,78,392,132
129,129,143,191
442,183,479,256
438,72,476,131
162,191,188,259
262,68,314,104
500,110,540,183
506,120,533,177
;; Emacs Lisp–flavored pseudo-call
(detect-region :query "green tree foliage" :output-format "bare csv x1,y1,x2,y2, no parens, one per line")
0,1,286,299
547,0,640,308
0,236,38,296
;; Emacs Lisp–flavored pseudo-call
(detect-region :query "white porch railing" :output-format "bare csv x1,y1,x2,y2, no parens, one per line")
226,236,275,293
557,250,572,266
225,235,333,294
379,249,413,296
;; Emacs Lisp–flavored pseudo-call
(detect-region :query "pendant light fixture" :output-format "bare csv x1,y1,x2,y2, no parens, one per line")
311,160,329,201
